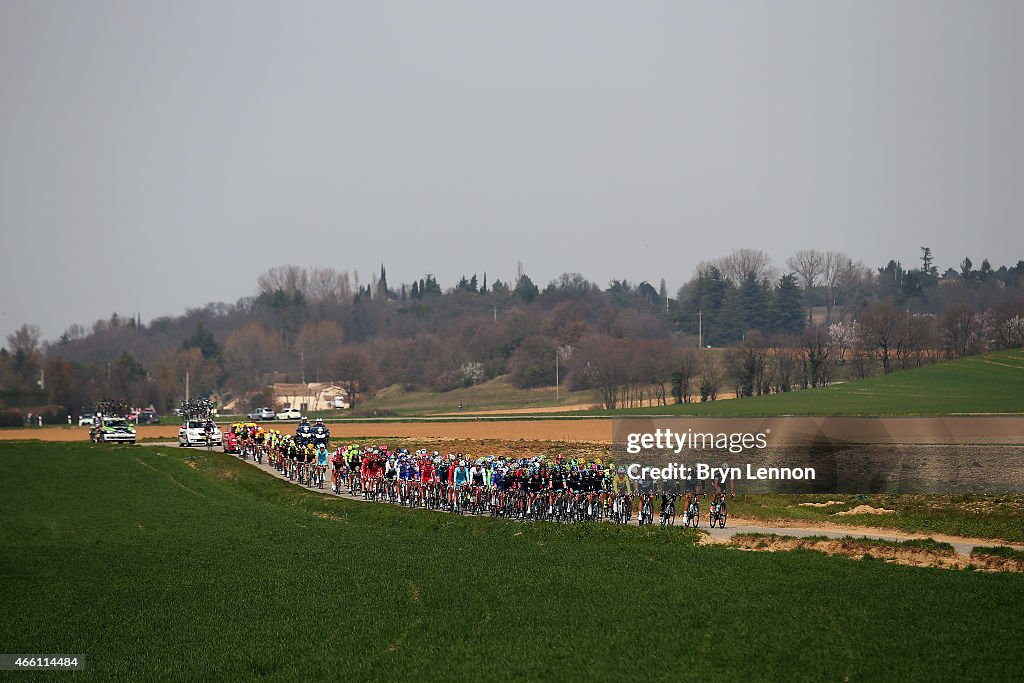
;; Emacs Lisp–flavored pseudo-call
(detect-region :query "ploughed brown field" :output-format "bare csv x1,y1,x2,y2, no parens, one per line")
0,421,617,444
6,416,1024,446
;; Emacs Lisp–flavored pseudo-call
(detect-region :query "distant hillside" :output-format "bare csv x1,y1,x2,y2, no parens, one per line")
359,376,600,416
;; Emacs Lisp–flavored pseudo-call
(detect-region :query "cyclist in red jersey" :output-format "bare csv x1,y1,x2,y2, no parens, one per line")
330,448,344,493
420,457,435,483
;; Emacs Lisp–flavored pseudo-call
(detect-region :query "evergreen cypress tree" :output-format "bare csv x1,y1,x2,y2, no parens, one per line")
771,273,805,336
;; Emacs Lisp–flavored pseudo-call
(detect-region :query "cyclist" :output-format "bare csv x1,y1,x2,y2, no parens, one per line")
203,419,215,447
635,468,655,519
302,443,315,483
611,466,631,496
712,461,735,500
253,427,266,460
420,454,436,503
549,463,565,495
347,445,362,492
331,446,345,493
384,455,398,482
469,459,488,510
683,464,709,525
451,459,470,509
661,475,681,519
315,442,329,487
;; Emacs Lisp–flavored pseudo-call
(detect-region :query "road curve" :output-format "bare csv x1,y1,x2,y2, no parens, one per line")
152,442,1022,557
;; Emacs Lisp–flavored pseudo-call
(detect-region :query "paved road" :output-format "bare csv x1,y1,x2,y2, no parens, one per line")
162,442,1004,556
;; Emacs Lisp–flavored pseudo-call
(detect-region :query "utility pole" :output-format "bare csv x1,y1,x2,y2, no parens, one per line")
185,370,190,403
698,309,703,349
300,351,305,384
555,351,559,403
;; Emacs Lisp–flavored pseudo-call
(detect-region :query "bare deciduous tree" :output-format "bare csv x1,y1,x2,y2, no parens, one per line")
6,324,41,357
257,265,310,298
223,322,286,389
699,351,719,401
296,320,345,379
821,251,850,323
717,248,775,286
672,348,699,403
801,325,833,387
859,302,901,373
308,268,352,303
837,260,874,320
775,344,801,392
991,300,1024,350
941,305,983,359
787,249,824,323
331,346,378,410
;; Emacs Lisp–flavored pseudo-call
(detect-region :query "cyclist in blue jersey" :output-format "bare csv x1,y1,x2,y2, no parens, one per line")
451,459,470,508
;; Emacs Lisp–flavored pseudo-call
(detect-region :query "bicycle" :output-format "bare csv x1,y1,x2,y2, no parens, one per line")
612,492,632,525
708,494,728,528
660,494,677,526
638,493,654,526
685,494,700,528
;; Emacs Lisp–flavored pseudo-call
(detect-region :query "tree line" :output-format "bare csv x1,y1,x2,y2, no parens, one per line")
2,248,1023,418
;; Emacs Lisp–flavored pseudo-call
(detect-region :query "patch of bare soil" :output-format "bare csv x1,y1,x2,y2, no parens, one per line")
834,505,895,516
313,512,345,522
696,532,729,546
969,553,1024,573
798,500,845,508
729,535,1023,572
725,515,1024,554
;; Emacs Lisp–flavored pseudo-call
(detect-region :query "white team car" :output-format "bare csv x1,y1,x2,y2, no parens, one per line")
178,420,223,447
275,407,301,420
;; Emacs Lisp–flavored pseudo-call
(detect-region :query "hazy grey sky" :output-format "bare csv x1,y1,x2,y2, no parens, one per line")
2,1,1022,343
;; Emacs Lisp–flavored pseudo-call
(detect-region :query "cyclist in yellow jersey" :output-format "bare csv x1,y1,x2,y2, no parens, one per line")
611,466,632,495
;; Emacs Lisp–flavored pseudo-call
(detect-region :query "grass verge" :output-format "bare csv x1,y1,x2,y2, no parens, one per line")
727,493,1024,543
971,546,1024,561
732,533,955,554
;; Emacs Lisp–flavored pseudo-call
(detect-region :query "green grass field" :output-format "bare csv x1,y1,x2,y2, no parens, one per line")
2,442,1022,681
602,348,1024,416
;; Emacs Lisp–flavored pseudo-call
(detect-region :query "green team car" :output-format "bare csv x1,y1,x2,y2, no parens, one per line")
90,415,137,445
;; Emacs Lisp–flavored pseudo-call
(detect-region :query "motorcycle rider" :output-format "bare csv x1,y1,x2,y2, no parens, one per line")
296,416,313,448
312,417,330,448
